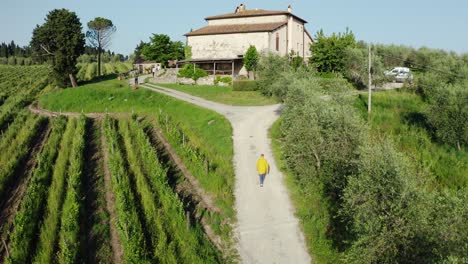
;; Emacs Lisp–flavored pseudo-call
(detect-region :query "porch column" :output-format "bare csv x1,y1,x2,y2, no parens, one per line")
214,62,216,75
231,61,234,79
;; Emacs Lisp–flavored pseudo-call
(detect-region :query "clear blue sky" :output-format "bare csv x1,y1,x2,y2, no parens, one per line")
2,0,467,56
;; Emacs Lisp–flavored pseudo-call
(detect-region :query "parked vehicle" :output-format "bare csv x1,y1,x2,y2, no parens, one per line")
384,67,413,83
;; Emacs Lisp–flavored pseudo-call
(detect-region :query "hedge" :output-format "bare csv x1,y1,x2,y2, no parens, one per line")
232,80,258,91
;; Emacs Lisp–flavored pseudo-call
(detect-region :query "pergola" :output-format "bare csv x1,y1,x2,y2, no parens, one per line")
177,58,243,78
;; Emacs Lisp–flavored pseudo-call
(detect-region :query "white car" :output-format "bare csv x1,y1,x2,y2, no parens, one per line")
384,67,413,83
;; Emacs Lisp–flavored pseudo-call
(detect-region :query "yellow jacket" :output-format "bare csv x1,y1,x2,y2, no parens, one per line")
256,157,269,174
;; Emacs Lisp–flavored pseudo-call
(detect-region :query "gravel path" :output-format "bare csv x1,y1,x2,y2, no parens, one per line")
141,82,311,264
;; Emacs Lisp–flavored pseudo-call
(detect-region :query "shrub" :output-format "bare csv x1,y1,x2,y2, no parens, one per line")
244,45,258,74
214,76,232,86
178,64,208,81
310,29,356,73
342,140,468,263
426,83,467,150
256,52,290,96
289,51,304,71
275,68,467,262
184,45,192,60
8,56,16,65
232,80,258,91
343,46,387,89
342,140,425,263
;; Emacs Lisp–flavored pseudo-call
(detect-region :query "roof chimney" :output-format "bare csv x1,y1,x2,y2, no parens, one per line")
239,4,246,12
288,5,292,13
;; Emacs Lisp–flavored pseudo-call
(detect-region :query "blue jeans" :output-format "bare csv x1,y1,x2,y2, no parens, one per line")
259,173,266,185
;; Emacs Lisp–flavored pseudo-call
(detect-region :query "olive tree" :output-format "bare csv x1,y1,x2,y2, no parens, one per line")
427,84,467,150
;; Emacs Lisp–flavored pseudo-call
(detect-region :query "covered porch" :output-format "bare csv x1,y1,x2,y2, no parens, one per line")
177,58,244,78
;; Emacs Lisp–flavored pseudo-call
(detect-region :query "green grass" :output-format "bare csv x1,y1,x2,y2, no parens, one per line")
355,90,467,190
152,83,278,106
269,117,340,263
39,79,233,161
39,79,235,243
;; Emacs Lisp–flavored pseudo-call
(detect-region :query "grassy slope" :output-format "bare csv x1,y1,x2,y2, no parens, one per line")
39,79,235,236
39,80,232,157
153,83,278,106
355,90,467,190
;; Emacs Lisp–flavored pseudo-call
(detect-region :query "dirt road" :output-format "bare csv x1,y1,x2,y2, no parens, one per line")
141,83,311,264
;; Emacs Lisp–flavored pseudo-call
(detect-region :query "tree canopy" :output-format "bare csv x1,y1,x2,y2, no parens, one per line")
31,9,85,87
86,17,116,76
0,41,32,58
310,29,356,73
244,45,259,73
136,34,184,66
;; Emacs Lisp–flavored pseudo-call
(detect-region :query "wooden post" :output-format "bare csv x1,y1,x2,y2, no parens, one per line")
2,238,9,258
69,74,78,88
165,114,168,133
368,44,372,113
231,61,234,79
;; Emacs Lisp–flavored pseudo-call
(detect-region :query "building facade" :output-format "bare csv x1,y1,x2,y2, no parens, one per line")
182,4,313,77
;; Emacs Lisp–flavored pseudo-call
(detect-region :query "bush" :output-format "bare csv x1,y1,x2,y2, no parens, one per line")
343,46,387,89
310,29,356,73
244,45,258,74
178,64,208,81
342,140,468,263
214,76,232,86
426,83,467,150
232,80,258,91
342,140,425,263
291,55,303,70
281,74,366,249
275,68,467,262
256,52,290,96
8,56,16,65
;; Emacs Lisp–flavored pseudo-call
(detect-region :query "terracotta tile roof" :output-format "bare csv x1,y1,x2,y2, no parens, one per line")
205,9,307,23
185,22,287,37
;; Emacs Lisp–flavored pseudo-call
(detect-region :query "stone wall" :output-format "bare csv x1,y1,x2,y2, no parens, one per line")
150,69,232,86
151,68,178,83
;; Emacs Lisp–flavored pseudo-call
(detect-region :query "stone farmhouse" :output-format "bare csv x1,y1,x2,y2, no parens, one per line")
181,4,313,78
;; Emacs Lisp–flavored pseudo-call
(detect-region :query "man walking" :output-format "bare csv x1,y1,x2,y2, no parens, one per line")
256,154,269,187
134,71,139,85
